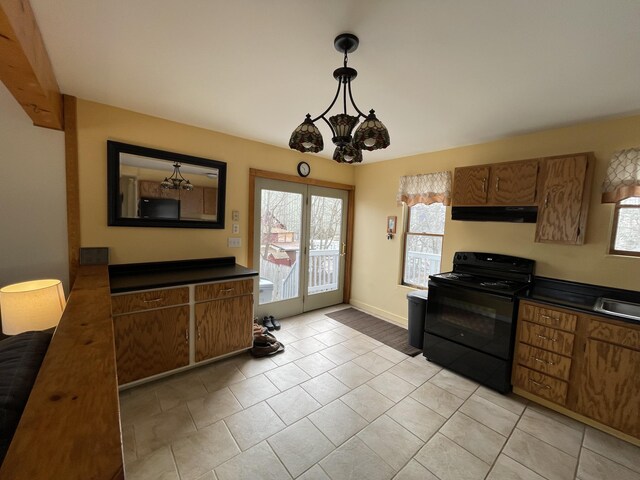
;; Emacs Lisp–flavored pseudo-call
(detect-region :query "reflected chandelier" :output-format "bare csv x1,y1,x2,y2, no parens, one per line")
160,163,193,190
289,33,390,164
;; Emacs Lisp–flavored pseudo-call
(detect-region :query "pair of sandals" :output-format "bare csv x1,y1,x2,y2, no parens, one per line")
262,315,281,331
251,323,285,358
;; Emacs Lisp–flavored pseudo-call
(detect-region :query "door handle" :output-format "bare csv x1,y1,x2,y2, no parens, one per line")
482,178,487,193
185,329,189,344
340,242,346,257
495,177,500,192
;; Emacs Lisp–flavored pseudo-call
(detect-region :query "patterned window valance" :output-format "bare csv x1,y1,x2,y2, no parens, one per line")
602,148,640,203
397,171,452,206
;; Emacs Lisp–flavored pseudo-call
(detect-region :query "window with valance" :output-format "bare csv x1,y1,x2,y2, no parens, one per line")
397,171,451,288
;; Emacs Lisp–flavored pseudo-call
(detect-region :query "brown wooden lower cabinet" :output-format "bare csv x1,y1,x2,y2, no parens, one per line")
575,338,640,438
514,300,640,442
112,277,255,386
114,305,190,384
195,294,253,362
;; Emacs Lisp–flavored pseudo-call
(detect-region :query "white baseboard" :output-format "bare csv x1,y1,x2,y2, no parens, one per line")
348,300,408,328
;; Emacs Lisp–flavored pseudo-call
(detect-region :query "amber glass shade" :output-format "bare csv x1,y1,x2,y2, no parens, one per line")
329,114,359,146
353,109,390,151
289,114,324,153
332,143,362,164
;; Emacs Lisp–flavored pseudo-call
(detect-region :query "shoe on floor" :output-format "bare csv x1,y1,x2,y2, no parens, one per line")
269,315,281,331
262,316,275,331
250,341,285,358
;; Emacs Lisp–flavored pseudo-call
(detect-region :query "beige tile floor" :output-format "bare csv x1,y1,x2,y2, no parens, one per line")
120,305,640,480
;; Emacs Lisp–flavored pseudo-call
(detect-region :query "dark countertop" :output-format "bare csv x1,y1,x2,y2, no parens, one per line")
109,257,258,293
520,276,640,325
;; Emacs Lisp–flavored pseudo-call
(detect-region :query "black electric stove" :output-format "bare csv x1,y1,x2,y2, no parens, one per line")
424,252,535,393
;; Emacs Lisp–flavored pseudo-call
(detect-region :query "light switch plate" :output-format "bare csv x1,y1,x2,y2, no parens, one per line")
232,210,240,221
232,223,240,234
228,237,241,248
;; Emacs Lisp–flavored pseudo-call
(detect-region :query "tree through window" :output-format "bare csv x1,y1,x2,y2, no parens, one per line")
611,196,640,256
403,202,446,288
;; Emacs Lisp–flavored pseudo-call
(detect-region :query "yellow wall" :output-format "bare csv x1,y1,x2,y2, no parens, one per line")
351,115,640,325
76,99,355,265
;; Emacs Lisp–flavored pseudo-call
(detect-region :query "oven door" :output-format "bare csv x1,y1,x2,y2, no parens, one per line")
425,281,516,360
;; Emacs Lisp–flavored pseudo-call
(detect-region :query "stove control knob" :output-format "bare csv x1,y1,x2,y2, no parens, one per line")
462,254,468,260
456,255,462,261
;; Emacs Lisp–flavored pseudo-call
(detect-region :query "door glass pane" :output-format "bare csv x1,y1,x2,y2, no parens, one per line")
259,189,302,304
308,195,343,295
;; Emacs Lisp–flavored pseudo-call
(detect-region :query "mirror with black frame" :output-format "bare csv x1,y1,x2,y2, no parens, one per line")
107,141,226,229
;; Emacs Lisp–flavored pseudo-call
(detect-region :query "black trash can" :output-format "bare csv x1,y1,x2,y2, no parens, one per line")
407,290,428,349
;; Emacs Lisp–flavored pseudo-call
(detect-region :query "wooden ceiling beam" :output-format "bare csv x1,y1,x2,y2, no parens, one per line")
0,0,63,130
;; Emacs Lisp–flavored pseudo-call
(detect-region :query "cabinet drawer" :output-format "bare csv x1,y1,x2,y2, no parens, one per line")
195,279,253,302
520,302,577,332
519,321,574,357
112,287,189,315
588,319,640,351
516,343,572,381
513,365,568,405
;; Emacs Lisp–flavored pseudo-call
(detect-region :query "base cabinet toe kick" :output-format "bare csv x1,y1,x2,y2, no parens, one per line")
513,300,640,444
112,277,255,387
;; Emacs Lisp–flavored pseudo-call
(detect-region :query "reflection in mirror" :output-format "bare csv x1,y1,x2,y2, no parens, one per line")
108,141,226,229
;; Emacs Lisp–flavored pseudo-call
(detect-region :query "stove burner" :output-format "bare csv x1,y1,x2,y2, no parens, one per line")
440,273,473,279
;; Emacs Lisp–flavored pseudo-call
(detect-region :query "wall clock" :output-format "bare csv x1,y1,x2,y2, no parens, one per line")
297,161,310,177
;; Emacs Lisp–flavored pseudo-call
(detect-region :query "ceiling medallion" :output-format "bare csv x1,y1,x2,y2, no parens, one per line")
289,33,390,164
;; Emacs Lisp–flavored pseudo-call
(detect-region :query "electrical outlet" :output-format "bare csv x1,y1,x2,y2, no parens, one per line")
232,210,240,221
232,223,240,234
228,237,241,248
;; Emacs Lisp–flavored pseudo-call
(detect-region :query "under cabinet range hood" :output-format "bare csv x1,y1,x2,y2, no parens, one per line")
451,206,538,223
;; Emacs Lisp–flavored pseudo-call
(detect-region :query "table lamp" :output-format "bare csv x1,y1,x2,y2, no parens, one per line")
0,279,66,335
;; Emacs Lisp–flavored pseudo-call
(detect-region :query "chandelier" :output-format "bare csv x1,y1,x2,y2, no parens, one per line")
289,33,390,164
160,163,193,190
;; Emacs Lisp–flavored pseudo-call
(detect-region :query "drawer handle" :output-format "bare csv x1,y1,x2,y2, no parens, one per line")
531,356,555,366
143,298,162,303
529,379,551,389
540,314,553,320
220,288,235,293
536,334,558,342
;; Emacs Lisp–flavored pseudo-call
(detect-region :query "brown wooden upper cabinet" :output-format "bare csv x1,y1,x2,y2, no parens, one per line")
138,180,218,219
535,153,593,245
452,166,491,206
452,160,539,207
452,153,593,245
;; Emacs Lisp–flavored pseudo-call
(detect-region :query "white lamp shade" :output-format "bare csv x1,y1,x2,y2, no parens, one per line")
0,279,66,335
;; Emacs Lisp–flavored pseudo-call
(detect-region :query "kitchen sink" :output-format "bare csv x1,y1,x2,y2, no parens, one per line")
594,297,640,322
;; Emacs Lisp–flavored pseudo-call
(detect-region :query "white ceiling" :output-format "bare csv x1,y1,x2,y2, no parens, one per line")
31,0,640,163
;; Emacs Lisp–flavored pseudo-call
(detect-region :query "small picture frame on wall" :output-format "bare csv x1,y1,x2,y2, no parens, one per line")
387,216,397,234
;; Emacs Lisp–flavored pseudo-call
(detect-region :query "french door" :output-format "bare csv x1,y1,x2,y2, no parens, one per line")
253,178,348,319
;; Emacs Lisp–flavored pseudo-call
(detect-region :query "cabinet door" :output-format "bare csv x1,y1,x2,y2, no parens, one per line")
179,186,204,218
452,166,490,205
487,160,538,205
138,180,179,200
195,295,253,362
576,338,640,438
114,306,190,384
535,155,589,244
